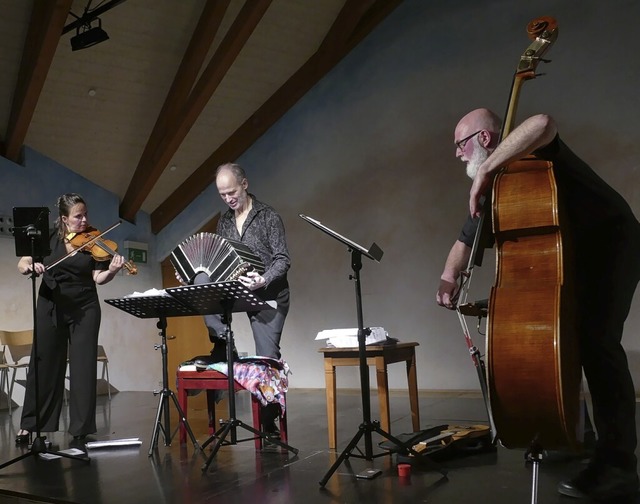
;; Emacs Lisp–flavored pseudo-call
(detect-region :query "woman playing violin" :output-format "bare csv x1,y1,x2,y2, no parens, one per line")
16,193,125,444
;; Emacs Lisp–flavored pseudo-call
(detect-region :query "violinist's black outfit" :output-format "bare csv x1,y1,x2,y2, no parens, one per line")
20,236,109,437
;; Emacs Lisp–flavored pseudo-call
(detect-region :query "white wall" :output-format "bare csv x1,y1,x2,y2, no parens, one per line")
157,0,640,391
2,0,639,396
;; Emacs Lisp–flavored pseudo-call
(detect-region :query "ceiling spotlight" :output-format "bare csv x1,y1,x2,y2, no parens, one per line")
70,18,109,51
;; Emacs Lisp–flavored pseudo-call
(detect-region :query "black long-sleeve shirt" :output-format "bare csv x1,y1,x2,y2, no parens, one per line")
216,195,290,299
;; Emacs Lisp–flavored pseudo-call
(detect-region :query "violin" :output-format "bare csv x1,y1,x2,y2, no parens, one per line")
66,227,137,275
46,221,137,275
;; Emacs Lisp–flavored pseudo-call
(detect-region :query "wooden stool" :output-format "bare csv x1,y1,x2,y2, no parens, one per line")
318,342,420,449
176,368,288,450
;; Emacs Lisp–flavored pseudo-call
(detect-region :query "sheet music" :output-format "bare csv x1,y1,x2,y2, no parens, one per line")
39,448,85,460
86,438,143,449
315,327,388,347
124,288,169,298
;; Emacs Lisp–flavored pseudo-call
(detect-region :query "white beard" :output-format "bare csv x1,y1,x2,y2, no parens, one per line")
465,140,489,179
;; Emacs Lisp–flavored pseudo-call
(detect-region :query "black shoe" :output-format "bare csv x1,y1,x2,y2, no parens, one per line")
70,435,96,448
557,463,639,500
260,402,281,435
262,421,281,450
194,355,217,371
194,350,240,371
193,341,227,370
208,339,238,360
70,438,86,449
194,338,240,370
15,430,32,445
209,340,228,363
262,421,280,438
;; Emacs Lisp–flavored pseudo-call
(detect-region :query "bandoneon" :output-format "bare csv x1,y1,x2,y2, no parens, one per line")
170,232,264,285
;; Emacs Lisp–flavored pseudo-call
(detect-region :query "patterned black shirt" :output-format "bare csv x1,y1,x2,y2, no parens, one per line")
216,195,290,296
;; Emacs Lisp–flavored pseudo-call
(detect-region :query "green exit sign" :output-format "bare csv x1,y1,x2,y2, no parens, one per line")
128,248,147,264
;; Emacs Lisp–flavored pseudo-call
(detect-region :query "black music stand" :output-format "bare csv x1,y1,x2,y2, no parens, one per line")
104,294,201,456
0,207,89,471
299,214,447,486
166,282,299,472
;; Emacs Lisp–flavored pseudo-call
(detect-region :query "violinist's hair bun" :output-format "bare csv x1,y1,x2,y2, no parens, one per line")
56,193,85,213
55,193,86,238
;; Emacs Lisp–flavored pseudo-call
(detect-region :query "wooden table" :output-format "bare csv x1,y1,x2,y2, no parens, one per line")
318,342,420,449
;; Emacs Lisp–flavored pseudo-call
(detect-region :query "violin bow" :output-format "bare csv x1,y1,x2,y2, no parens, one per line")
45,220,123,271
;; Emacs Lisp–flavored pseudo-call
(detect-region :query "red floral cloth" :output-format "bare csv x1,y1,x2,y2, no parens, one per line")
181,357,290,414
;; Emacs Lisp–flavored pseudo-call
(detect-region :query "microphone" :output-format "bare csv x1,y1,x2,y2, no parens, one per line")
25,225,41,237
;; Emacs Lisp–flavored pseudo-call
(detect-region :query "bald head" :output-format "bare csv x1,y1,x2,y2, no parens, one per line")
216,162,250,212
455,108,501,140
454,108,502,179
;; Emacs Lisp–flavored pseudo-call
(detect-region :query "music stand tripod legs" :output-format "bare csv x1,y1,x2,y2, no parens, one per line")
1,211,88,470
201,301,298,473
148,316,200,456
319,249,446,486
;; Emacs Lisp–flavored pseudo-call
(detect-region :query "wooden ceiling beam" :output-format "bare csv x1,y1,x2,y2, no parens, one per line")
150,0,402,233
316,0,375,63
3,0,73,162
119,0,230,221
120,0,271,222
342,0,404,52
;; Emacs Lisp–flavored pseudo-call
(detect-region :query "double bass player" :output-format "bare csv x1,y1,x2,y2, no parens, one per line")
437,108,640,500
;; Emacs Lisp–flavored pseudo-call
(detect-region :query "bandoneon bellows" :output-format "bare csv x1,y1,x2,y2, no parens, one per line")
170,232,264,285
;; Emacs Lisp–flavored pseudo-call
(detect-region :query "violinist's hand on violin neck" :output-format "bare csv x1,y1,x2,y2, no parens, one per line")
109,254,138,275
109,254,126,272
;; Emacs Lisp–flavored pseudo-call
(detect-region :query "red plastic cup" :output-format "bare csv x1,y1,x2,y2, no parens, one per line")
397,463,411,477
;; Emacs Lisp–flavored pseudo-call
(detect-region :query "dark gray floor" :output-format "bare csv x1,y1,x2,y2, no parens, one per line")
0,388,638,504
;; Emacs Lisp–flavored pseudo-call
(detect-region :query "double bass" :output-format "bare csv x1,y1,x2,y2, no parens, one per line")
476,17,583,450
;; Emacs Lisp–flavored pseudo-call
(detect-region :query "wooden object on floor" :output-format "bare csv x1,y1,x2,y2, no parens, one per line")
176,368,288,449
318,342,420,449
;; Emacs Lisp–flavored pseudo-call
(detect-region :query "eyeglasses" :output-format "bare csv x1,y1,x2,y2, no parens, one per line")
455,130,482,150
